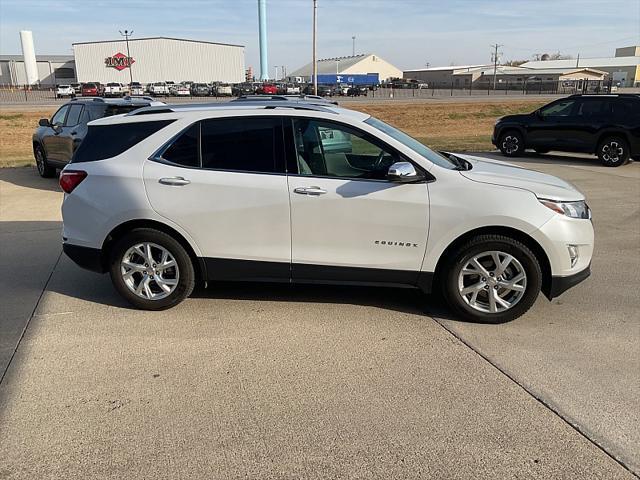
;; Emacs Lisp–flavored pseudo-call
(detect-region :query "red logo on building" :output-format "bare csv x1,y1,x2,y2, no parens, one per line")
104,52,135,71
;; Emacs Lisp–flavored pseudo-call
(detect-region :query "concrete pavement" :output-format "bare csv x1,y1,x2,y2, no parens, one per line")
0,156,638,479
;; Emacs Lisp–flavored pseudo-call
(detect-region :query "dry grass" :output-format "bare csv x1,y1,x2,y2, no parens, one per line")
0,100,546,168
0,109,55,167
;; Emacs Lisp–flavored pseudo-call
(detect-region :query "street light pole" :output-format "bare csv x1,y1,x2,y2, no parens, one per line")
352,36,355,56
274,65,279,81
119,29,134,85
312,0,318,95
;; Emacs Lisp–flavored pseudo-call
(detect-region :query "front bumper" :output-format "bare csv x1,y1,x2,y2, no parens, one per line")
63,243,106,274
546,264,591,299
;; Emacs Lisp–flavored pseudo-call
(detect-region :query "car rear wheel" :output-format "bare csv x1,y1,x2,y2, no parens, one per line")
442,235,542,323
109,228,195,310
598,136,630,167
498,131,524,157
34,145,55,178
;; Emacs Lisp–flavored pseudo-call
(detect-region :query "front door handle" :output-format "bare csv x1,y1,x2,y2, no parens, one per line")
159,177,191,186
294,186,327,196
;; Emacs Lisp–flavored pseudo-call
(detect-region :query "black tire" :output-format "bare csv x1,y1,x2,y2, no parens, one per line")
441,235,542,324
498,130,524,157
34,144,55,178
109,228,195,310
598,136,630,167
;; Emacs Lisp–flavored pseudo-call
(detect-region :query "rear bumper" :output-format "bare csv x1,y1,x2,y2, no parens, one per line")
545,264,591,300
63,243,106,274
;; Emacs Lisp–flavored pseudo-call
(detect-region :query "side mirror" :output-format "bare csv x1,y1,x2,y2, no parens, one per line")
387,161,424,183
39,118,51,127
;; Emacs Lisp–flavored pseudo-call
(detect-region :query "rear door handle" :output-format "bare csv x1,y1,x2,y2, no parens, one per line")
159,177,191,186
294,186,327,196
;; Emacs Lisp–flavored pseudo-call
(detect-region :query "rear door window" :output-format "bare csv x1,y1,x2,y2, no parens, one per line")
161,124,200,167
576,99,607,118
200,117,283,173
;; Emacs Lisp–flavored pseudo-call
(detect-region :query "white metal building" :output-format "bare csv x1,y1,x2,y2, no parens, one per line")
288,54,403,82
0,55,76,86
73,37,245,84
521,51,640,87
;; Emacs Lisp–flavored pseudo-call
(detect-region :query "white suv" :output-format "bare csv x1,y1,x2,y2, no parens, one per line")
59,99,593,323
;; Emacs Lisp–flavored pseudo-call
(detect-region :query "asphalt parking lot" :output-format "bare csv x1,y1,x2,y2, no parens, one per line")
1,153,638,479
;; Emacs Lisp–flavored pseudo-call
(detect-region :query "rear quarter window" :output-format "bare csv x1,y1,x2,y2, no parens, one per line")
71,120,174,163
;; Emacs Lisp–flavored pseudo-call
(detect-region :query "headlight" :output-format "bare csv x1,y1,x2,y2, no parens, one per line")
539,199,591,219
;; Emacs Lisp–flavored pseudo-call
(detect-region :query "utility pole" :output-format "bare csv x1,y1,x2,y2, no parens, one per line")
352,36,356,56
274,65,279,81
312,0,318,95
491,43,503,90
119,29,134,85
576,54,580,68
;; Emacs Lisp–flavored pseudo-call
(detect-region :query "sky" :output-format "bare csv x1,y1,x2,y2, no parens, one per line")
1,0,639,74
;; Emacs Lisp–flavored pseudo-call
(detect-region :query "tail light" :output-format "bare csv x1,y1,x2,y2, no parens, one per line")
59,170,87,193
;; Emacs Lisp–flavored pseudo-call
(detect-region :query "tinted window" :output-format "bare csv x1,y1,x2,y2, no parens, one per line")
86,104,148,121
576,99,606,117
162,124,199,167
51,105,69,126
293,118,400,179
71,120,174,163
612,98,640,118
540,100,576,117
65,105,83,126
201,117,280,173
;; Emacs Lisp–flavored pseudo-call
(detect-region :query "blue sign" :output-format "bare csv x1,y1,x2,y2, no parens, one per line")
313,73,379,85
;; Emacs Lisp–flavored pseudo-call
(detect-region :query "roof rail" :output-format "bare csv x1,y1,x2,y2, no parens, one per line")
127,100,340,116
234,94,338,105
70,97,105,103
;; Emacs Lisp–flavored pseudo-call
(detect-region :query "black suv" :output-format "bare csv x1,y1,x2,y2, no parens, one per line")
492,94,640,167
32,97,160,177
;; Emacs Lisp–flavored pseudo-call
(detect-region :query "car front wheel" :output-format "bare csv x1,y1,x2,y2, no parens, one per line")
598,136,630,167
442,235,542,323
34,145,55,178
498,131,524,157
109,228,195,310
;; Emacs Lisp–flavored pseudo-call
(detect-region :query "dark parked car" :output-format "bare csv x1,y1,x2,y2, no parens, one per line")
347,86,368,97
190,83,211,96
493,94,640,167
232,83,256,96
32,97,161,177
302,84,335,97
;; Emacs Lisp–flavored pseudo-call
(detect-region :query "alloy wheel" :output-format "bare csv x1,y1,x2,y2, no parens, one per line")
35,149,45,175
501,135,520,155
120,242,180,300
457,251,527,314
601,141,624,164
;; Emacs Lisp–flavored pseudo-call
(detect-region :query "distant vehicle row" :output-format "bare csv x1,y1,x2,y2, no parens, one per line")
56,81,377,99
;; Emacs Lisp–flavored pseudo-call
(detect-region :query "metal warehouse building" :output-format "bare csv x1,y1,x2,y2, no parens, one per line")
73,37,245,84
0,55,76,86
288,54,402,83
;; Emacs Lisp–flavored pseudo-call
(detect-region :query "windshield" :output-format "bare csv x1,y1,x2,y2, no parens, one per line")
364,116,457,170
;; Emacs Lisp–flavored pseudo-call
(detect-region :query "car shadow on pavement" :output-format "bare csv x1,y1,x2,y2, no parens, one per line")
45,256,459,319
0,166,61,193
191,281,457,319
